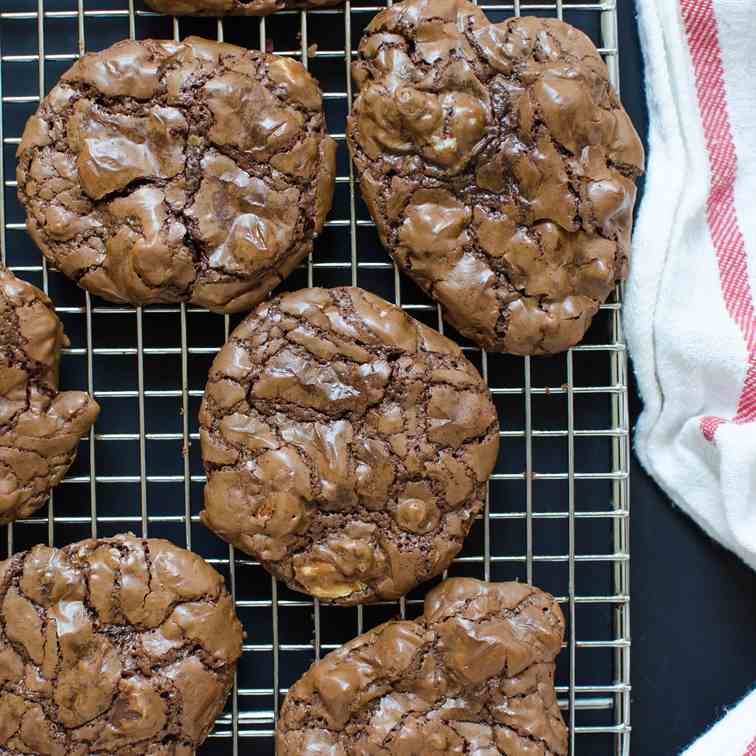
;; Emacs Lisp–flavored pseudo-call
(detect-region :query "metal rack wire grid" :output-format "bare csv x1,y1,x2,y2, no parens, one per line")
0,0,632,753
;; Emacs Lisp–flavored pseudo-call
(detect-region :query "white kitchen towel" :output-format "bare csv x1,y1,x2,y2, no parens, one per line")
682,690,756,755
626,0,756,751
627,0,756,571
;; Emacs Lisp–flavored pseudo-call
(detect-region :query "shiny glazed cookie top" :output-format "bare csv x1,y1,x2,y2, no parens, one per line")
200,287,499,604
277,577,568,755
16,36,336,313
0,267,99,525
0,534,243,755
348,0,644,355
145,0,342,16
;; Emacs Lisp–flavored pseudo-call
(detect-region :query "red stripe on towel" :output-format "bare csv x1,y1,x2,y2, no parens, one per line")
679,0,755,440
743,734,756,755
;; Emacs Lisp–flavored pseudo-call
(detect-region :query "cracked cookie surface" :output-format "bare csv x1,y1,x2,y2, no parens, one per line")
0,533,243,755
16,36,337,313
277,577,568,755
0,267,99,525
347,0,644,355
199,287,499,604
145,0,342,17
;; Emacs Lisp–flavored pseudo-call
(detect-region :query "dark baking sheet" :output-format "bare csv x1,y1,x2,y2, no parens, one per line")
0,1,635,753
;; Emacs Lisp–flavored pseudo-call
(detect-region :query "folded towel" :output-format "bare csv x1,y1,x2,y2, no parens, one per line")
627,0,756,751
628,0,756,572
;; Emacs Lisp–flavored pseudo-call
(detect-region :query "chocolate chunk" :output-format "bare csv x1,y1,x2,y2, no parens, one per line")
347,0,644,355
0,267,99,525
145,0,342,16
277,577,568,754
199,287,499,604
16,36,336,313
0,533,243,755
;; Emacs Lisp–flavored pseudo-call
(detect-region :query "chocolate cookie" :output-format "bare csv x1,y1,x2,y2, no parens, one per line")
347,0,644,355
145,0,342,17
16,37,336,313
0,267,99,525
277,577,567,754
200,287,499,604
0,533,243,755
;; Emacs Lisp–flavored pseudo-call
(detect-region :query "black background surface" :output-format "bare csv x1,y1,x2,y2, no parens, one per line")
619,1,756,753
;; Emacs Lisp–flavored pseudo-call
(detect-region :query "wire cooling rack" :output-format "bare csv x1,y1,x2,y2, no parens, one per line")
0,1,631,753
